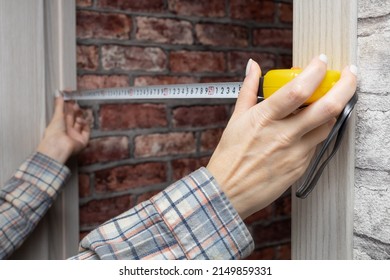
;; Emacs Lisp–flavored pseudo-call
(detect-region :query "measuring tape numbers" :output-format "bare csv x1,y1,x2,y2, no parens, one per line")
62,82,248,101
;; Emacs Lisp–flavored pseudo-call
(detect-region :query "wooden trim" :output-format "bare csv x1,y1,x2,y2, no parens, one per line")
292,0,357,259
0,0,48,259
0,0,77,259
44,0,78,259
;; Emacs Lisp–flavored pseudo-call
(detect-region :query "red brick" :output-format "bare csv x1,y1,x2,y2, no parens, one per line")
95,162,167,193
168,0,225,17
279,3,293,23
135,132,196,157
200,128,224,151
77,45,99,71
199,76,239,83
228,51,276,74
77,0,92,7
136,17,193,45
173,105,229,127
77,75,129,90
78,136,129,166
170,51,225,73
245,247,276,260
252,219,291,246
230,0,275,22
135,190,161,205
102,45,167,71
79,195,134,226
97,0,164,12
253,28,292,49
77,11,131,39
79,231,89,241
196,23,248,47
78,174,91,198
280,55,293,69
134,75,197,86
274,195,291,217
244,204,274,224
277,243,291,260
80,107,95,127
172,157,210,180
99,103,167,130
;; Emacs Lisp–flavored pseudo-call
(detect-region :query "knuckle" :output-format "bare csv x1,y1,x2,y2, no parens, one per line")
287,83,306,103
276,131,296,147
254,107,273,127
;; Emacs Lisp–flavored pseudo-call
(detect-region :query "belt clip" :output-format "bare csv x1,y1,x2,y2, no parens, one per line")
296,93,358,198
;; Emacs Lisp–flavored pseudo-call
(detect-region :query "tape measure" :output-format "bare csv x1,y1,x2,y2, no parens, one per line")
63,82,244,101
63,69,341,104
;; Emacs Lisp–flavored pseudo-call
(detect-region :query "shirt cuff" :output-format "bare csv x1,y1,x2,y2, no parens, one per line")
151,167,254,259
14,152,70,198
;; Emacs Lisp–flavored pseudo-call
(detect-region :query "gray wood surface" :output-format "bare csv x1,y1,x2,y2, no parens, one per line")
0,0,78,259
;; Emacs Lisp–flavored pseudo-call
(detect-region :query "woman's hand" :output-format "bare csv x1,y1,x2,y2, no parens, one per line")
37,97,91,164
207,55,357,219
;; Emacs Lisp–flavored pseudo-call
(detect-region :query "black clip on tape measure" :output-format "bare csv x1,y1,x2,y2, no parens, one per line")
296,93,358,198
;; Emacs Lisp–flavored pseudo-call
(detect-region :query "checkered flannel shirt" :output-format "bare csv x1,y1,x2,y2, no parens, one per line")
1,153,254,260
0,152,69,259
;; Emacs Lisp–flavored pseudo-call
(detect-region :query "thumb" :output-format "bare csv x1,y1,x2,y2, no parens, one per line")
53,96,65,119
233,59,262,117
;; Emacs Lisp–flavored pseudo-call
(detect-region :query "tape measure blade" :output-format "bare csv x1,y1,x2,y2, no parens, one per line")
62,82,244,101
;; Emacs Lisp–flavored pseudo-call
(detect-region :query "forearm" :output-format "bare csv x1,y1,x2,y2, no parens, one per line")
71,167,254,260
0,152,70,259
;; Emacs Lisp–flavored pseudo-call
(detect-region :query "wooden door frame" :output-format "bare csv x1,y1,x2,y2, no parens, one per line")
0,0,78,259
291,0,357,259
44,0,79,259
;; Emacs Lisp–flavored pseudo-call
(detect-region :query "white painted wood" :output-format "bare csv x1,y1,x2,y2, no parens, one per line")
0,0,78,259
0,0,46,185
44,0,79,259
292,0,357,259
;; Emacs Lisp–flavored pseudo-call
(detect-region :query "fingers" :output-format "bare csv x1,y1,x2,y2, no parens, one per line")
256,55,328,121
65,101,85,130
53,96,65,119
81,119,92,142
66,101,92,135
300,118,336,149
65,102,76,131
74,117,84,132
233,59,262,117
287,65,357,137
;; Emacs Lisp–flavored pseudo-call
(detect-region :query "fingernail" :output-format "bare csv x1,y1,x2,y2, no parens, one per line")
319,54,328,64
54,90,62,98
245,58,253,76
350,64,358,76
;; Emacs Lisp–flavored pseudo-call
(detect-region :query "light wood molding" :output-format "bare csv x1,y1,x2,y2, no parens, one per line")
292,0,357,259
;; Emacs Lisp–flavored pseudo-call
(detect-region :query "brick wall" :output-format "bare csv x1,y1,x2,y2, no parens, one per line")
76,0,292,259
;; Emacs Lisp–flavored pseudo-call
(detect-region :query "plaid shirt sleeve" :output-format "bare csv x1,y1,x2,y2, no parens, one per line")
72,167,254,260
0,152,70,259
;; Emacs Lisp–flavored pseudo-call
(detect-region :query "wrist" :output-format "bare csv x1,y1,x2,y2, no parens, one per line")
37,139,72,164
207,154,270,220
207,163,249,219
